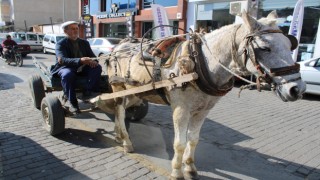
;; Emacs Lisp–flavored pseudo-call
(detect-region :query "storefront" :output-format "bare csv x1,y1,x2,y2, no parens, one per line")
188,0,320,62
81,0,188,39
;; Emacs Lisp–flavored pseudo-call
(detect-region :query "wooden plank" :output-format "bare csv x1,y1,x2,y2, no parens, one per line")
97,73,198,101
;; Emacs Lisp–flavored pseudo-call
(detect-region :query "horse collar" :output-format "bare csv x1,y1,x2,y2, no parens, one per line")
189,32,233,96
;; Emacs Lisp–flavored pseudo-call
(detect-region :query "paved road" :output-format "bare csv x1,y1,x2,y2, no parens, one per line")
1,53,320,180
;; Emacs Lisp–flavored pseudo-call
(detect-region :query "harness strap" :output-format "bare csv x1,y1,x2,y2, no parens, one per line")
189,32,233,96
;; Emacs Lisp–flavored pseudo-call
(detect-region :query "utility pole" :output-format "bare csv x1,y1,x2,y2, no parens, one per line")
63,0,65,22
50,17,54,34
24,20,27,32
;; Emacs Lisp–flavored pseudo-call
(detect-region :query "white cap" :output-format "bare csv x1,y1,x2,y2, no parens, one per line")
61,21,78,30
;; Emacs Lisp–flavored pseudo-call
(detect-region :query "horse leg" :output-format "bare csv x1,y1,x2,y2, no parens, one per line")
183,112,208,179
171,106,190,179
114,116,122,144
114,97,134,153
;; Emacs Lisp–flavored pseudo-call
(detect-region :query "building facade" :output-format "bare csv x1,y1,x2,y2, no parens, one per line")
187,0,320,62
80,0,188,39
0,0,79,32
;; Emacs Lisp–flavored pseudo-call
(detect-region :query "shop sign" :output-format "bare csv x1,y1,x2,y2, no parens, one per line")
96,4,136,19
97,11,134,19
82,15,93,39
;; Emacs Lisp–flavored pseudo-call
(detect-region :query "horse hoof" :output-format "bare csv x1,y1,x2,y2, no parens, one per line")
123,145,134,153
184,171,199,180
170,169,184,180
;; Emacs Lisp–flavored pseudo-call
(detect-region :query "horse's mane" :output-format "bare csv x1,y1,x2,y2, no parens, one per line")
204,23,237,41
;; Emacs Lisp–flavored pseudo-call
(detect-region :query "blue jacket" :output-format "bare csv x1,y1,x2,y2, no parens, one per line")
50,37,96,76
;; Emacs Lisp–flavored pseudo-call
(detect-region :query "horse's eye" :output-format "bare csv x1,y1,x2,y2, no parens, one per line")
259,46,271,52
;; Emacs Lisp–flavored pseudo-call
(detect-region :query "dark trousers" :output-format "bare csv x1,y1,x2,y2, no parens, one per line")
58,64,102,106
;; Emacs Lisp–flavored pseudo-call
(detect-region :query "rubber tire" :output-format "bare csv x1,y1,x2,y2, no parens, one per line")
29,74,45,109
43,48,47,54
41,96,65,136
16,56,23,67
125,100,149,122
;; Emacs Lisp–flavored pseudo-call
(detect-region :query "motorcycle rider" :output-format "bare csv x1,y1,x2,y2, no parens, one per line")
2,35,18,61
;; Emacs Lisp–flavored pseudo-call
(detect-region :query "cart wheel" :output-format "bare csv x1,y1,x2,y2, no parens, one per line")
29,74,45,109
16,56,23,67
126,100,149,122
41,96,65,136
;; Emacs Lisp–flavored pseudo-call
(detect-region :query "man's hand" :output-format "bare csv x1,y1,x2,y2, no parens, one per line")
80,57,98,68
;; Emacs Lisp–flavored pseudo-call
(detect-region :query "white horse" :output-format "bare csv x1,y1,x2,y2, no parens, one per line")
96,11,306,179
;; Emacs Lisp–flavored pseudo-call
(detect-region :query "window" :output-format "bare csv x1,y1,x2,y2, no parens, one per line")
143,0,177,9
50,36,56,43
56,36,65,43
129,0,136,8
101,0,106,12
93,39,103,45
315,59,320,67
17,33,26,41
88,38,94,45
43,35,50,42
258,0,320,61
27,34,37,41
197,2,235,32
38,35,44,42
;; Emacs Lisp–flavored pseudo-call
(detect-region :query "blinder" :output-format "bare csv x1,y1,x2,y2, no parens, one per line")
240,29,301,86
285,34,298,51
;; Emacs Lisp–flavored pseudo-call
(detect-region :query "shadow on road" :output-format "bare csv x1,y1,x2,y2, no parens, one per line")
0,73,23,90
56,128,116,148
0,132,90,179
127,103,320,180
302,93,320,101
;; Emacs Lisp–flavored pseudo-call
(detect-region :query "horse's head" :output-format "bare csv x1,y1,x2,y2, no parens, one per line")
237,11,306,102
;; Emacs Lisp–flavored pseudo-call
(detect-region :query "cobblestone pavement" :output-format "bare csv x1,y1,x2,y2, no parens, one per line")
1,54,320,180
0,56,167,180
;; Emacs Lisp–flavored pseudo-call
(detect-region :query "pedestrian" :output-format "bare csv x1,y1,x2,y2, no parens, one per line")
50,21,102,113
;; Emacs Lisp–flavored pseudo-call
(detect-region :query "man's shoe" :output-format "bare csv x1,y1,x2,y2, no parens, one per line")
69,104,81,114
64,101,81,114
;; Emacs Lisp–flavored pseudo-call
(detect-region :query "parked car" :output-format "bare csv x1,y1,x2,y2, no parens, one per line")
42,34,66,54
9,32,44,51
88,37,122,57
298,56,320,95
0,37,31,57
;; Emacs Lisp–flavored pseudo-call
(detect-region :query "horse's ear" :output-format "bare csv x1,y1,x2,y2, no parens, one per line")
267,10,278,20
241,11,260,32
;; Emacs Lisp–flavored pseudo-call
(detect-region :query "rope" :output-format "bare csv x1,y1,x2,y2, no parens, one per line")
196,33,256,85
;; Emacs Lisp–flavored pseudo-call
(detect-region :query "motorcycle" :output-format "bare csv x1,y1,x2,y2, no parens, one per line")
3,45,23,67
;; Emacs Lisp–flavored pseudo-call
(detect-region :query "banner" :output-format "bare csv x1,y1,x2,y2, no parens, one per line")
151,4,171,38
288,0,304,62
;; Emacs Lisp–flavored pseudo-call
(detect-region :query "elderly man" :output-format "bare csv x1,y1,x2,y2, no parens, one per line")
50,21,102,113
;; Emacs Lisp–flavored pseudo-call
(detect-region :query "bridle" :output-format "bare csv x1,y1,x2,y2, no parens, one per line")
237,28,301,89
189,26,301,96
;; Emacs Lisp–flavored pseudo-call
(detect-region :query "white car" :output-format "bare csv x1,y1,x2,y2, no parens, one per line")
88,37,122,57
298,56,320,95
42,34,66,54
